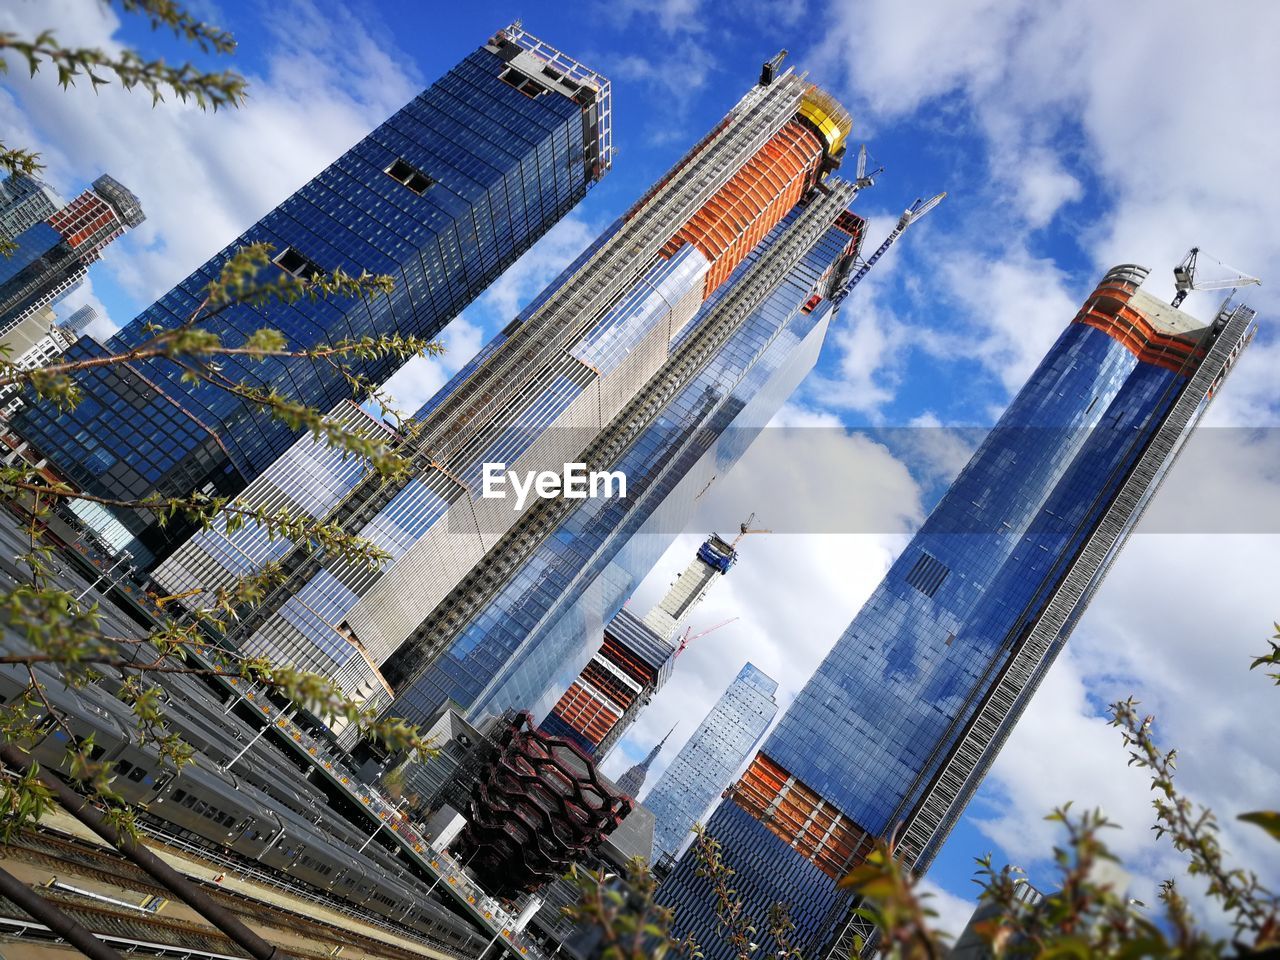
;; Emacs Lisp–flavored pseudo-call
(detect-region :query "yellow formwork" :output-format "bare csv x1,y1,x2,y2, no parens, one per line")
798,85,852,156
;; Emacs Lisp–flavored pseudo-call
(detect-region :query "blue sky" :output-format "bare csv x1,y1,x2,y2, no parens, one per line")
3,0,1278,939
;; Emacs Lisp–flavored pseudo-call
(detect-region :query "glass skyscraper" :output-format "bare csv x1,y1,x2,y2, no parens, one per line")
658,265,1259,959
15,24,612,565
153,65,885,753
645,662,778,862
0,174,142,351
378,82,866,735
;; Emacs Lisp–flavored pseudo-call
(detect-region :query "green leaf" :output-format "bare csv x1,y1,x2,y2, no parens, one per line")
1237,810,1280,842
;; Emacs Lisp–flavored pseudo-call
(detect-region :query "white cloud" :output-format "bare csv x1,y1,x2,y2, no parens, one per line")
1010,151,1083,230
918,877,977,944
607,0,706,36
928,246,1079,395
610,42,718,136
811,297,906,416
818,0,1279,410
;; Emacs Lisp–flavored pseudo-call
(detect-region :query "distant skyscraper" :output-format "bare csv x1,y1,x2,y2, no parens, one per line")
15,24,613,565
659,266,1259,959
154,61,878,748
0,174,141,344
64,303,99,337
541,533,739,757
645,662,778,861
615,723,677,798
0,173,64,241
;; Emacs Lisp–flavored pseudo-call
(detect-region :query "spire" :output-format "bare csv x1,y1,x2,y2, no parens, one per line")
615,723,677,799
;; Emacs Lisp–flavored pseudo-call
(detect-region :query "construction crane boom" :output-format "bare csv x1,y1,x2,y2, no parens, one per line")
831,192,946,305
1171,246,1260,308
675,617,739,657
729,512,770,548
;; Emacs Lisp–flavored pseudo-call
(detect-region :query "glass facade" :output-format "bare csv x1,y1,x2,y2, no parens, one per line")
14,26,611,564
0,176,144,342
152,399,393,675
658,267,1260,960
387,208,859,728
0,224,68,342
645,662,779,861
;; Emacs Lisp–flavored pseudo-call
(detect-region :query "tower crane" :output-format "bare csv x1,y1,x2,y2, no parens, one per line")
1171,247,1260,308
730,512,771,549
675,617,739,657
853,144,883,191
831,192,946,305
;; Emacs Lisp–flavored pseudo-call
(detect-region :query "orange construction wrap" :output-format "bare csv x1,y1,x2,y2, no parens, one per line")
49,193,121,250
662,120,825,300
1075,277,1206,374
730,753,873,880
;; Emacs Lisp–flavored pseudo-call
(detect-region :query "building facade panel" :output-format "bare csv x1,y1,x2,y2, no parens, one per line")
384,204,859,729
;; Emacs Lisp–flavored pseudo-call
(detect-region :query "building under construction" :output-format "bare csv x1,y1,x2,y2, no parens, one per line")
540,531,745,758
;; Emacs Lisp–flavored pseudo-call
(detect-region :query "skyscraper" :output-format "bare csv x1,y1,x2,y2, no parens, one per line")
154,61,880,749
377,83,867,733
615,723,677,798
0,174,142,346
658,266,1259,959
645,662,778,862
540,533,740,757
14,24,612,564
63,303,99,337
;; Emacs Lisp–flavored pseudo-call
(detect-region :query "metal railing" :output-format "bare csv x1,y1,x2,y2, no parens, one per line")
135,824,465,958
498,23,614,176
0,916,243,960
